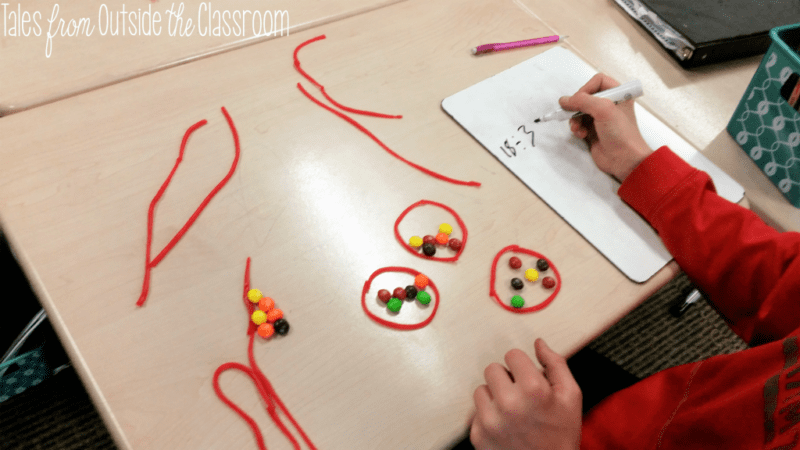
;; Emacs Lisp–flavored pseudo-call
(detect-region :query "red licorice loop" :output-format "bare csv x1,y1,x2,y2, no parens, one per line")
489,245,562,313
294,34,402,119
393,200,468,262
212,362,270,450
213,258,318,450
361,266,440,330
137,107,241,307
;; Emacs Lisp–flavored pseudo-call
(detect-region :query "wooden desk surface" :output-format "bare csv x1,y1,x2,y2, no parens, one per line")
517,0,800,231
0,0,404,114
0,0,677,448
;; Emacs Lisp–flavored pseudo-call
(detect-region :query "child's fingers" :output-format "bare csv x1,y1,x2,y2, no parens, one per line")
472,385,501,446
560,92,617,122
505,348,551,402
484,362,513,391
559,74,619,111
473,384,495,410
570,116,593,140
534,339,580,396
505,349,545,387
576,73,621,96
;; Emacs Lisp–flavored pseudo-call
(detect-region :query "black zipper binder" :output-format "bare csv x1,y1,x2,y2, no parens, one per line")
614,0,800,68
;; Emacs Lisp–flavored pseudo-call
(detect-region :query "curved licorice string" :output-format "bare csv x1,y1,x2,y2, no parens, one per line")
293,35,480,187
293,34,402,119
297,82,481,187
242,257,257,336
138,119,206,307
213,258,318,450
137,107,241,307
213,363,269,450
247,335,315,450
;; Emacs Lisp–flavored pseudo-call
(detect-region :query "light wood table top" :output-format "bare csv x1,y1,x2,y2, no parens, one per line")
0,0,678,448
0,0,404,114
516,0,800,231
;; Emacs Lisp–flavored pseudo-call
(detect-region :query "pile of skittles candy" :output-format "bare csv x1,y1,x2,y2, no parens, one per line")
247,288,290,339
376,274,432,313
408,223,462,257
507,256,556,308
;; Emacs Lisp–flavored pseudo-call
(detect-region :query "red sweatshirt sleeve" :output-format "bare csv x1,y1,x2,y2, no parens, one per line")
618,146,800,345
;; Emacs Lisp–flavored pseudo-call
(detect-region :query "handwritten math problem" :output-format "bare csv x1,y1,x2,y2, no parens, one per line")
500,125,535,158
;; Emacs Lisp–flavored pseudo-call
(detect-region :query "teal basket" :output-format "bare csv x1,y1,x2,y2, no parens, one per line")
728,23,800,208
0,347,50,403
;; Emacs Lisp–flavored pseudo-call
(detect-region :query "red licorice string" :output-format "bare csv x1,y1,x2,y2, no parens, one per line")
213,362,271,449
297,83,481,187
293,34,402,119
213,258,317,450
293,35,480,187
136,107,241,307
242,256,258,336
393,200,468,262
361,266,440,330
489,245,562,314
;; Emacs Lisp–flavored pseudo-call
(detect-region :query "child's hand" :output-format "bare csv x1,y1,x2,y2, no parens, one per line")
559,73,652,183
470,339,582,450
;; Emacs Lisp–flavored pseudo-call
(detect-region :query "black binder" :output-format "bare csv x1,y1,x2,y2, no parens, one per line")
614,0,800,68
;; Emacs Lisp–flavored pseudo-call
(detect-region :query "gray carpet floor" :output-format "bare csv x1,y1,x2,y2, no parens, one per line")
589,272,748,379
0,366,117,450
0,271,747,449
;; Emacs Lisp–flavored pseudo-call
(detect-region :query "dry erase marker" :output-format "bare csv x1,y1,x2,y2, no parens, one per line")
472,35,567,55
534,79,644,123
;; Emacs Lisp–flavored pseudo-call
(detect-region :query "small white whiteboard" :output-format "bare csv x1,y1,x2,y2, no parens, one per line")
442,47,744,283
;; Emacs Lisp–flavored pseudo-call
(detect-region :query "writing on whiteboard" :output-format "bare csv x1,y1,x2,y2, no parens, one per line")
500,125,535,158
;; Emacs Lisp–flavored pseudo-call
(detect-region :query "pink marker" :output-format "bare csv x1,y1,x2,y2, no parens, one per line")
471,35,567,55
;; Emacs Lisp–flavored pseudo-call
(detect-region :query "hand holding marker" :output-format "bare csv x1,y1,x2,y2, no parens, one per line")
534,80,644,123
557,74,650,183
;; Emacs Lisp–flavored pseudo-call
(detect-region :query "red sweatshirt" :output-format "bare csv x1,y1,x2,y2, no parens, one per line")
580,146,800,449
